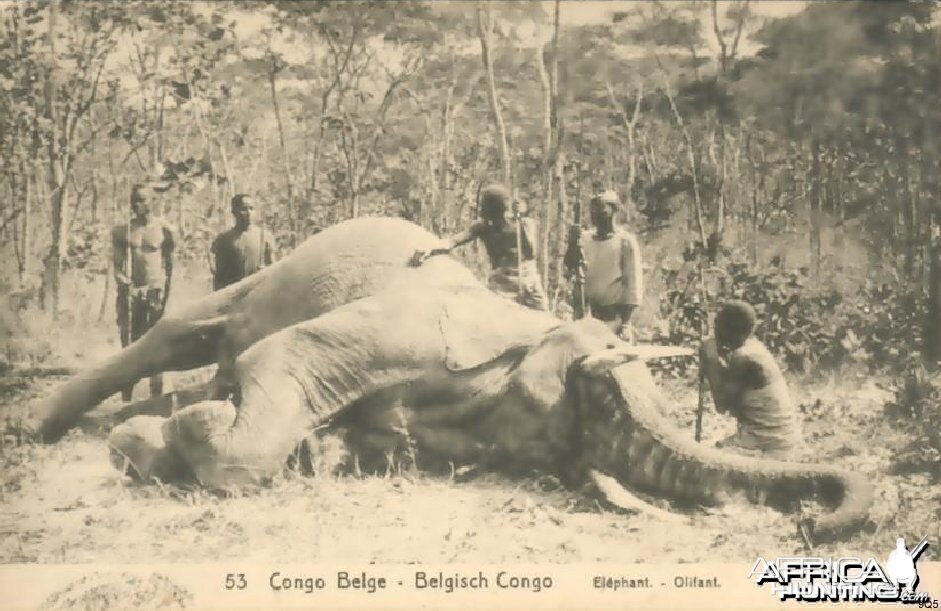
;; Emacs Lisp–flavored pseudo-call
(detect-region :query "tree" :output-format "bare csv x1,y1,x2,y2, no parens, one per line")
475,1,511,185
31,2,119,315
925,10,941,367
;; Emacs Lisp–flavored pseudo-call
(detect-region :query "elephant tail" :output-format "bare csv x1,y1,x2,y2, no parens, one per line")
578,361,874,543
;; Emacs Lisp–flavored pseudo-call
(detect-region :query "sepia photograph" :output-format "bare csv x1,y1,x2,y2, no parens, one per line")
0,0,939,609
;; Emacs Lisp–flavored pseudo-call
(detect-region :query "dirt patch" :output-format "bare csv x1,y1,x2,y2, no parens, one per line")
42,572,192,610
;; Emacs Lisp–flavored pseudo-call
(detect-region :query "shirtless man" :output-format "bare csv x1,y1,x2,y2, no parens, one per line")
581,190,644,339
211,194,276,290
112,184,175,401
699,300,801,457
410,183,548,311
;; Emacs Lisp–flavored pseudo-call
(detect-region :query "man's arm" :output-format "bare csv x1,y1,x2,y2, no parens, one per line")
161,224,175,308
210,235,226,290
112,225,130,285
620,232,644,306
263,229,276,266
519,217,540,260
410,223,482,266
699,338,744,416
445,222,483,250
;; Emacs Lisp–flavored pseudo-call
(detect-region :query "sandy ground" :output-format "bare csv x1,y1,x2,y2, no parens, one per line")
2,368,938,571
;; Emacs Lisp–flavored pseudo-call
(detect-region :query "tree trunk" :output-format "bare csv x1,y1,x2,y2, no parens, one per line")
606,81,643,222
19,155,31,284
925,107,941,367
715,125,726,244
538,1,562,288
809,139,822,275
898,136,916,278
927,208,941,366
552,151,568,299
155,84,165,168
752,157,762,266
45,164,69,317
476,2,511,184
440,72,456,233
656,56,706,247
218,139,233,208
42,0,66,316
269,64,295,231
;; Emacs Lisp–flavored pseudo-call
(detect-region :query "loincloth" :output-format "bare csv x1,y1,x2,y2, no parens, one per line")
487,260,548,311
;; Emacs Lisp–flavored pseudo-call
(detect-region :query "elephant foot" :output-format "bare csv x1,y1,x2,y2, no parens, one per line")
108,416,192,483
286,433,351,478
162,400,292,488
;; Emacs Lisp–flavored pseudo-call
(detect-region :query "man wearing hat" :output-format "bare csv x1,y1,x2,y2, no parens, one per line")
211,194,276,291
410,183,548,311
699,300,801,457
112,184,175,400
581,190,644,338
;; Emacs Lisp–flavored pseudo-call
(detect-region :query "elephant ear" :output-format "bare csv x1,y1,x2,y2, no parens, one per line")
438,298,553,371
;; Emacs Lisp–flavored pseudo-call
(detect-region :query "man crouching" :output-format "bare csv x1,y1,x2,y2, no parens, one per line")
699,300,801,458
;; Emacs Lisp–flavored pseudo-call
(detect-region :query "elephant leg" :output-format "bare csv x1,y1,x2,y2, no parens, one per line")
409,424,487,470
110,383,212,425
209,336,240,400
32,314,229,442
329,393,416,473
162,391,317,488
287,432,352,477
108,416,193,483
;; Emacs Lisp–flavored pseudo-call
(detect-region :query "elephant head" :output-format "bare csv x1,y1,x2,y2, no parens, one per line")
567,357,873,543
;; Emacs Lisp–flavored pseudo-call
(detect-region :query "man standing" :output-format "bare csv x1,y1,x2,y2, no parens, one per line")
581,190,644,337
410,183,548,311
211,194,276,291
112,184,175,401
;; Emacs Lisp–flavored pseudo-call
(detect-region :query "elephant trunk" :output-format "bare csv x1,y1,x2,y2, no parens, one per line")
34,314,226,442
576,361,873,543
34,337,163,442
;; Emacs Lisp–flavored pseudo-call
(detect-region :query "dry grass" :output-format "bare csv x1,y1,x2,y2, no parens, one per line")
1,370,938,566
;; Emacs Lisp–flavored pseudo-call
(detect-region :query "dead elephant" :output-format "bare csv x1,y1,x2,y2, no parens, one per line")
32,217,873,544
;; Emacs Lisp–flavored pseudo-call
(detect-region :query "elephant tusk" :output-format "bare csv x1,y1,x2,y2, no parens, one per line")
580,344,695,375
590,469,688,524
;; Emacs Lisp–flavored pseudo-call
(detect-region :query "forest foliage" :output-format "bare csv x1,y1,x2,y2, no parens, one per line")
0,0,938,383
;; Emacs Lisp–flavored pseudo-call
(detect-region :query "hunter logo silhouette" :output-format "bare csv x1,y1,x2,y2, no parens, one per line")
886,536,928,594
750,535,932,603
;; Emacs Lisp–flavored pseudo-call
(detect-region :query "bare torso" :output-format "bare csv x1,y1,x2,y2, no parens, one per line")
474,219,537,271
212,226,274,290
113,222,171,288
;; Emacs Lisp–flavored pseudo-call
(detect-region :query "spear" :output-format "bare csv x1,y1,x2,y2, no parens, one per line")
125,192,133,347
514,204,524,304
910,535,929,560
694,251,711,443
564,160,587,319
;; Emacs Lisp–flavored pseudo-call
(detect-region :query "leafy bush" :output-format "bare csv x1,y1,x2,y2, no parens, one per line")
884,362,941,479
648,253,927,376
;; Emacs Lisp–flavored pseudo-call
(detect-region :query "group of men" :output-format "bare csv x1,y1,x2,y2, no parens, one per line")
409,183,644,338
111,181,800,459
111,187,273,400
